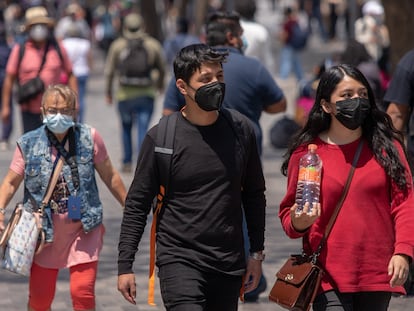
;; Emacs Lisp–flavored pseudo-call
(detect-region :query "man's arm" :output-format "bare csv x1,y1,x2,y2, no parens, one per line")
264,97,287,114
104,41,118,104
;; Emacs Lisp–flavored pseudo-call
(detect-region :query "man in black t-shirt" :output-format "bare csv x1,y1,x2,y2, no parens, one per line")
117,44,266,310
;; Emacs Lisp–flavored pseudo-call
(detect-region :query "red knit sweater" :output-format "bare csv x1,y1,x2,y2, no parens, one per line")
279,137,414,294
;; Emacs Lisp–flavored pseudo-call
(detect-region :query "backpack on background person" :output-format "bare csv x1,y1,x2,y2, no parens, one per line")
117,38,152,87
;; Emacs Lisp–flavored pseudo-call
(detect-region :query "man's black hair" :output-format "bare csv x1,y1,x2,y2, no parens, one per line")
234,0,257,20
177,17,189,34
205,11,242,46
173,43,228,83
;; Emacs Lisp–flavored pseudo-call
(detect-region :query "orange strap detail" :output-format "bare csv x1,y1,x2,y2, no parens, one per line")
148,185,165,306
239,275,245,302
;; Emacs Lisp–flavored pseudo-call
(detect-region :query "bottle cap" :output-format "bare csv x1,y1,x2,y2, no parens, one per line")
308,144,317,151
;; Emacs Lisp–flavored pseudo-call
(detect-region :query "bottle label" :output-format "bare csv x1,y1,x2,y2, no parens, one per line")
298,166,320,182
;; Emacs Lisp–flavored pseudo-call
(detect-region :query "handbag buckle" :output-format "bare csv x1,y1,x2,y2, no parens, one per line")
284,273,294,281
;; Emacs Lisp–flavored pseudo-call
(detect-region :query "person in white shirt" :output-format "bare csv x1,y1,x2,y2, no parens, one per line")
62,23,92,123
235,0,275,75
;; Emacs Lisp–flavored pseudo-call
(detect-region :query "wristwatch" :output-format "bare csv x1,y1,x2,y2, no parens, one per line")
250,252,265,261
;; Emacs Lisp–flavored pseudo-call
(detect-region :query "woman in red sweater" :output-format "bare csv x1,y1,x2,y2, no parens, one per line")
279,64,414,310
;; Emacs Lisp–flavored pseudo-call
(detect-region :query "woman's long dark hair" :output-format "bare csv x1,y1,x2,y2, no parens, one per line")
281,64,409,193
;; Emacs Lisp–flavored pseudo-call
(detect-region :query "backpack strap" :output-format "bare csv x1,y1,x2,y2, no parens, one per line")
17,41,49,83
148,111,178,306
17,39,66,82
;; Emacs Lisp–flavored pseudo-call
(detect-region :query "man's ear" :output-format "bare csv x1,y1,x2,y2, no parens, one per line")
176,79,188,96
225,31,238,47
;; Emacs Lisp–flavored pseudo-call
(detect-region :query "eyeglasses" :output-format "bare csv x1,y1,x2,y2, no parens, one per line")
45,108,74,115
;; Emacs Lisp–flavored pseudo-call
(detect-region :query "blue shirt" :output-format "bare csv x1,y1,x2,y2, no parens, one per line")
163,47,285,154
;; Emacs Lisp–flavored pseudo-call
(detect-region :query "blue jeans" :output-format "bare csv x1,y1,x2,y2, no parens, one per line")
0,85,13,141
76,75,88,123
117,96,154,164
279,46,304,81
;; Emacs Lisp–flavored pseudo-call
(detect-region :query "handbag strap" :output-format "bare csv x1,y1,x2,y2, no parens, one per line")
17,40,50,82
40,157,64,209
311,139,364,260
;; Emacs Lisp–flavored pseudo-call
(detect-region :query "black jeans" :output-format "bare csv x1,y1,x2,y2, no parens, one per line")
159,262,242,311
313,290,392,311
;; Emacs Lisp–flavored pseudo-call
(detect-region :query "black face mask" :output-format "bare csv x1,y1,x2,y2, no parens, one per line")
191,81,226,111
334,97,371,130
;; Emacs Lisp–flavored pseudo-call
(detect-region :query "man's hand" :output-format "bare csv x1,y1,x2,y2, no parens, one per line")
244,257,263,293
118,273,137,305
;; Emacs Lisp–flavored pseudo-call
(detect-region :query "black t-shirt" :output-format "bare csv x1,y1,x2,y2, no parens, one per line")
384,50,414,110
118,111,266,275
383,49,414,157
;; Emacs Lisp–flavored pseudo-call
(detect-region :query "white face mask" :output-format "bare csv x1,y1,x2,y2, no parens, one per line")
29,24,49,41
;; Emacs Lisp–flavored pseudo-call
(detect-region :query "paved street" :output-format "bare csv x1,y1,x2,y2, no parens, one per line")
1,1,413,310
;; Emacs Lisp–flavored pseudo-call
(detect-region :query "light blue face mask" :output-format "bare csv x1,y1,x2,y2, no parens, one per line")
43,113,75,134
241,35,249,53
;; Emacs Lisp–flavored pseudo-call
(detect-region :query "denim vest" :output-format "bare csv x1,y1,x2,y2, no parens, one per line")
18,125,103,242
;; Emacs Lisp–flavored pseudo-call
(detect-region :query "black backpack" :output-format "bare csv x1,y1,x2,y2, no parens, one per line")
118,38,152,87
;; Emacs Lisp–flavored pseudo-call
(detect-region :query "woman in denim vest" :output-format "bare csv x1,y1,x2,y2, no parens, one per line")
0,84,126,311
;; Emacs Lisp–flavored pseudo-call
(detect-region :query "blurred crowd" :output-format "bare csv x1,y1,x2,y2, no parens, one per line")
0,0,393,144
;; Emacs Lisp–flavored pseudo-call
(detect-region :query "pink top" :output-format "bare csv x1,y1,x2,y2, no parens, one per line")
10,128,109,269
6,40,73,114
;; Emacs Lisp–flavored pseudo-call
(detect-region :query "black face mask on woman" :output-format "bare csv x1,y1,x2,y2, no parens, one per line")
334,97,370,130
191,81,226,111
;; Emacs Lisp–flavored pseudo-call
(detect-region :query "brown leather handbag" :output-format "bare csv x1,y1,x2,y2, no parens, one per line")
269,140,363,310
269,254,323,311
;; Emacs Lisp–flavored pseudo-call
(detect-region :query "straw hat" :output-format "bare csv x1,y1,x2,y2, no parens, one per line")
25,6,55,29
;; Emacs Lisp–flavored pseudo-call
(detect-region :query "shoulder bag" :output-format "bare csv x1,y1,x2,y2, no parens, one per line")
0,157,64,276
16,41,49,104
269,140,363,311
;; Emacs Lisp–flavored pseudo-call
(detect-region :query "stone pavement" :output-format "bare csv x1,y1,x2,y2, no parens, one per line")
0,2,413,310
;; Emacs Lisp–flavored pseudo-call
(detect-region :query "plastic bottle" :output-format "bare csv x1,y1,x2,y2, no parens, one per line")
295,144,322,215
